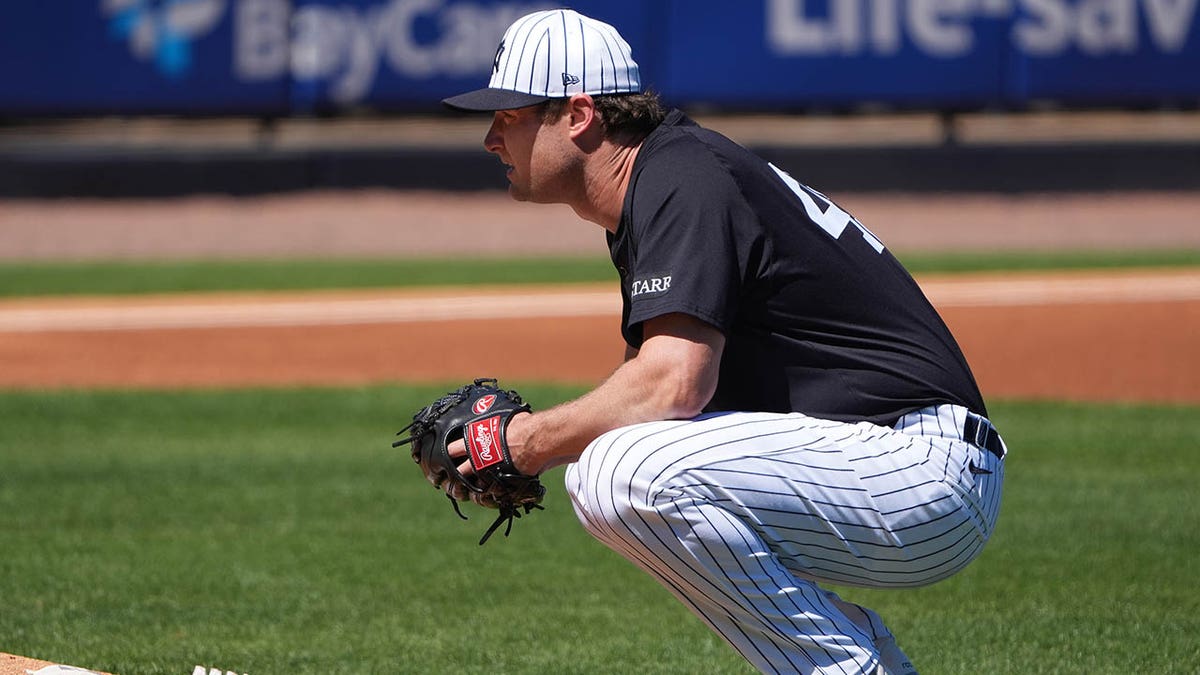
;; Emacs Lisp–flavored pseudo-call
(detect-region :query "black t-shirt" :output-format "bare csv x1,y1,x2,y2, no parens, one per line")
608,110,987,426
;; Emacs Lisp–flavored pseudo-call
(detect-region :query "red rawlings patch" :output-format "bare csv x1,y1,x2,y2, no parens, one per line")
471,394,497,415
466,415,505,470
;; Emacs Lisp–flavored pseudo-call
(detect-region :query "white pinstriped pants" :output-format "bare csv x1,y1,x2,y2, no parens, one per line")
564,404,1005,675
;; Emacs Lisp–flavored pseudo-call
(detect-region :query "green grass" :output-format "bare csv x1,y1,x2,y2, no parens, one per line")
0,257,619,298
894,247,1200,275
1,248,1196,297
2,389,1197,674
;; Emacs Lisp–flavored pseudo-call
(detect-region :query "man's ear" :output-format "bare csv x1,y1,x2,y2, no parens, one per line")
565,94,600,140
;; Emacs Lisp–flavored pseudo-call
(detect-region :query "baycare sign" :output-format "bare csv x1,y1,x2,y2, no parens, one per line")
239,0,555,104
229,0,646,107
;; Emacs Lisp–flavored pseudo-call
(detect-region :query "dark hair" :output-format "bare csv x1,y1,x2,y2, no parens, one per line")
542,90,667,143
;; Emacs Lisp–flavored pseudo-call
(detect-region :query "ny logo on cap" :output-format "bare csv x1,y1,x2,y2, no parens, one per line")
493,40,505,74
442,9,642,112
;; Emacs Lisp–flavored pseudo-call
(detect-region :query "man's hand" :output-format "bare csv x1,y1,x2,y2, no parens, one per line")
393,379,546,544
447,411,537,499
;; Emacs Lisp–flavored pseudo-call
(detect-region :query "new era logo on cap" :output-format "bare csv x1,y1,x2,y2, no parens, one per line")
443,9,641,112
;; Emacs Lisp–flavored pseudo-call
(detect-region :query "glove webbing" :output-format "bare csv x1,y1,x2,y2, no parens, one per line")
441,492,539,545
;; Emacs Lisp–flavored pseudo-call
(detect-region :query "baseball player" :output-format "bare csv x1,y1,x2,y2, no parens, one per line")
440,9,1006,674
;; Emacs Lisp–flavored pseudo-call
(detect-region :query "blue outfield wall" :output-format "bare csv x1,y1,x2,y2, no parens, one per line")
0,0,1197,116
1,0,290,115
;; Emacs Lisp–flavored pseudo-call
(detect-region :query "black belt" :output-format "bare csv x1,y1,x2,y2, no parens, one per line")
963,413,1006,460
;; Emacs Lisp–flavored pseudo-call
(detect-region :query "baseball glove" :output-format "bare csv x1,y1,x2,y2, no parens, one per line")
393,378,545,545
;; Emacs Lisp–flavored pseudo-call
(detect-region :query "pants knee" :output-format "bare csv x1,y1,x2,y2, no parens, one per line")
565,424,665,544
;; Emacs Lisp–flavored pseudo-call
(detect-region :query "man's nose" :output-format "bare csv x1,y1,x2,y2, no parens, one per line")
484,117,503,154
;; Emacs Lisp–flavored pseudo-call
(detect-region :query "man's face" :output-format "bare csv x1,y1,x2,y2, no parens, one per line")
483,103,570,203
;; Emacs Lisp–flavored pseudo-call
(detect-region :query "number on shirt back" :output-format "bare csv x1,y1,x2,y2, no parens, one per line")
770,163,885,253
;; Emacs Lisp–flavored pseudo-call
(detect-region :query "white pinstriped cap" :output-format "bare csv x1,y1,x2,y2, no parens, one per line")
442,8,641,112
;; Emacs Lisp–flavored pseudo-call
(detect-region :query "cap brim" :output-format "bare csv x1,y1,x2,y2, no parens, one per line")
441,88,551,112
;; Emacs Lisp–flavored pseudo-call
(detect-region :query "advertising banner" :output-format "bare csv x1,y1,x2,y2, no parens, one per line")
0,0,1195,115
662,0,1199,108
0,0,290,115
1008,0,1200,103
663,0,1011,108
284,0,652,110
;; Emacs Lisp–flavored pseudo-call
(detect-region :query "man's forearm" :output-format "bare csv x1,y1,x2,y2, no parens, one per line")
512,316,723,474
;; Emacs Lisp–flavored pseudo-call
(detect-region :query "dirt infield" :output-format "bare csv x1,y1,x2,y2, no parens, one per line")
1,270,1196,403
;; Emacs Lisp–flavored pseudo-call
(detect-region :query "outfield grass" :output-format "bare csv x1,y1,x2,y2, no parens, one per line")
2,387,1197,674
1,248,1197,297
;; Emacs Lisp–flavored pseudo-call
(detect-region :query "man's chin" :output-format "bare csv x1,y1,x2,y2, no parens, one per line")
506,185,530,202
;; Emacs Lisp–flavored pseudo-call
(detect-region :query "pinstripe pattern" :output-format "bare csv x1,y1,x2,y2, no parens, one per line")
565,405,1004,674
487,9,640,98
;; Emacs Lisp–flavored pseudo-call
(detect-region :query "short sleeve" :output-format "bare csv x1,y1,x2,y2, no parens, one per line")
619,143,757,344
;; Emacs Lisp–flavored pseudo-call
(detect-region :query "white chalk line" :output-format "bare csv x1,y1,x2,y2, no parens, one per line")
1,271,1197,333
921,272,1200,307
0,292,618,333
